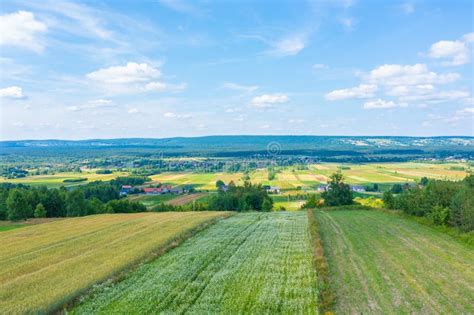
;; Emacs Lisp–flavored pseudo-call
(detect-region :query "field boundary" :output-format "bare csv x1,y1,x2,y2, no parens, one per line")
59,212,234,313
373,208,474,247
307,209,334,314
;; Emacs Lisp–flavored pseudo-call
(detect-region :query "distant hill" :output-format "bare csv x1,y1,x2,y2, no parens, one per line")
1,136,473,159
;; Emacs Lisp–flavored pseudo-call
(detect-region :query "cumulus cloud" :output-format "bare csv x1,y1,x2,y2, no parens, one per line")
251,94,289,108
86,62,185,94
367,64,459,86
325,84,377,101
363,99,397,109
428,33,474,66
87,62,161,85
0,11,47,52
222,82,258,93
0,86,26,99
128,108,139,114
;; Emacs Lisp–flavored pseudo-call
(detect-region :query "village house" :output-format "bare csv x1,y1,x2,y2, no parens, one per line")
350,185,366,192
120,185,133,195
264,185,281,194
316,184,329,192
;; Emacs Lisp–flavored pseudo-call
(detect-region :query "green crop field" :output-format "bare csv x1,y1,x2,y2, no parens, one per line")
0,212,229,314
314,209,474,314
0,170,128,188
73,212,318,314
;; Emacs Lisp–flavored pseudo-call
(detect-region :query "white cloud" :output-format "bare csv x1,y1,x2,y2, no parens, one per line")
399,90,470,103
145,81,186,92
363,99,397,109
163,112,191,119
270,35,306,56
87,62,161,85
222,82,259,93
0,11,47,52
428,33,474,66
251,94,289,108
367,64,459,86
128,108,139,114
67,106,80,111
0,86,26,99
313,64,328,70
86,62,184,94
325,84,378,101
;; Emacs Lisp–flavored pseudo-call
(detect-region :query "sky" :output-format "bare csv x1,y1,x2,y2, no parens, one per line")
0,0,473,140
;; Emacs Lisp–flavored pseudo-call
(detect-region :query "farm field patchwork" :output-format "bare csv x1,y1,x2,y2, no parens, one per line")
73,212,318,314
0,211,229,314
314,209,474,314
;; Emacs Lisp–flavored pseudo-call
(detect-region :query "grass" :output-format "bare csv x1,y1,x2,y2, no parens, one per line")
0,170,128,188
314,209,474,314
0,224,25,232
0,211,230,314
72,212,318,314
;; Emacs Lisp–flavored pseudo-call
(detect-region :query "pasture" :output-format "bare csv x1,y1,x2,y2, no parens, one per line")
0,212,229,314
314,209,474,314
73,212,318,314
0,170,128,188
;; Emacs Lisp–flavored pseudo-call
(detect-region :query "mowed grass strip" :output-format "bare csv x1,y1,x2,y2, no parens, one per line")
0,211,229,314
73,212,318,314
314,209,474,314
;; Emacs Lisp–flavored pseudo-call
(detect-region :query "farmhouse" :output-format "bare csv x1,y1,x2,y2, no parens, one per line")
143,187,163,195
350,185,366,192
120,185,133,195
316,184,329,192
265,186,281,194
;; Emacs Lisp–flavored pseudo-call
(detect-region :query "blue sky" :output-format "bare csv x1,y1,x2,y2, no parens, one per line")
0,0,473,140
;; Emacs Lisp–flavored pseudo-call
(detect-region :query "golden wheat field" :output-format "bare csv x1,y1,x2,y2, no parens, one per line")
0,212,229,314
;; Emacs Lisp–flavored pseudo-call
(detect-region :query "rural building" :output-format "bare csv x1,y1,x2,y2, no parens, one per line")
350,185,366,192
316,184,329,192
143,187,163,194
120,185,133,195
265,186,281,194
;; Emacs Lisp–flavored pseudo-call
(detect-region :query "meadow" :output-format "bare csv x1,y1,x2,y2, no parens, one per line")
0,212,229,314
72,212,318,314
314,209,474,314
0,170,128,188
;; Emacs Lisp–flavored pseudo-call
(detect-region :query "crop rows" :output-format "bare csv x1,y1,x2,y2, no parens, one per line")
73,212,318,314
0,212,228,314
314,209,474,314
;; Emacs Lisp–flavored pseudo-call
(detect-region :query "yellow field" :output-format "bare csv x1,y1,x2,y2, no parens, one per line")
0,212,230,314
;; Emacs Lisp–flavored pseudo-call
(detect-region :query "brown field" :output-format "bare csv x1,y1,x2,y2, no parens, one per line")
0,211,230,314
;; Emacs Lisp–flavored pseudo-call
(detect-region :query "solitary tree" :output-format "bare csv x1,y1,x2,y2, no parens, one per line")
34,203,47,218
321,173,353,206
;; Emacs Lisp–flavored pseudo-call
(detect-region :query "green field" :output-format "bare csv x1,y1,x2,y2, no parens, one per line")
314,209,474,314
0,212,229,314
1,162,469,191
73,212,318,314
0,170,128,188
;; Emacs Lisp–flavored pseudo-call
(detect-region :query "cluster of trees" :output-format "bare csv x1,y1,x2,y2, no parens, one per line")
383,175,474,232
0,180,146,221
321,173,354,206
208,181,273,211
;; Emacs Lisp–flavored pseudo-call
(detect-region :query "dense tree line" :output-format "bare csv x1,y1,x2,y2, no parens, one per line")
208,181,273,211
383,175,474,232
0,181,146,221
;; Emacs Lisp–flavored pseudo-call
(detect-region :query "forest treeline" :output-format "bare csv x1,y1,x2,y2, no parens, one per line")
383,175,474,232
0,176,150,221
